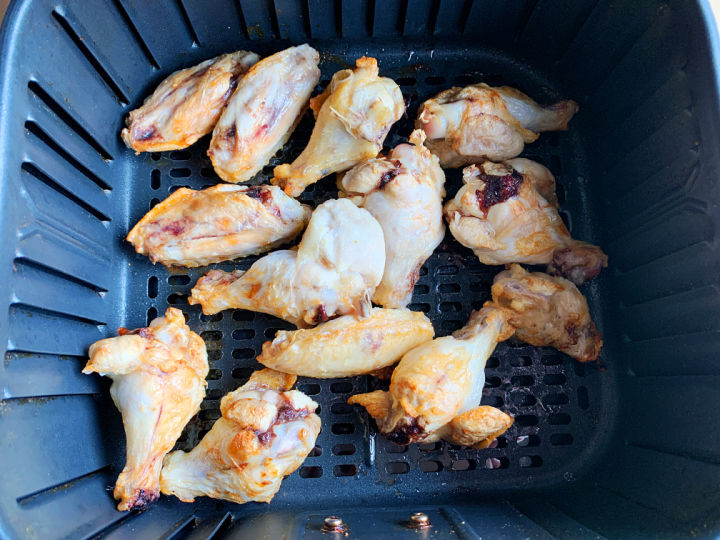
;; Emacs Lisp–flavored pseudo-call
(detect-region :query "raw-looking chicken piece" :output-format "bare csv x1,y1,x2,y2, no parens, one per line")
160,368,320,504
487,264,602,362
444,161,607,284
121,51,259,153
272,57,405,197
189,198,385,326
127,185,311,268
416,83,578,167
349,307,514,447
258,308,434,378
208,45,321,183
339,130,446,308
82,308,208,511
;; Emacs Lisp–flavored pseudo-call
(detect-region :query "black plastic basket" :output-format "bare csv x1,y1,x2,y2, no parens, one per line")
1,0,720,538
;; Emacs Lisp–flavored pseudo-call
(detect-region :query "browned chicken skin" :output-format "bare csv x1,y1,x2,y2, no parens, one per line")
487,264,602,362
126,184,311,268
82,308,208,511
121,51,259,153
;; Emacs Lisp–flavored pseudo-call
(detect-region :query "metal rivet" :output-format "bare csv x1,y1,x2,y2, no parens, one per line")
322,516,346,533
408,512,431,530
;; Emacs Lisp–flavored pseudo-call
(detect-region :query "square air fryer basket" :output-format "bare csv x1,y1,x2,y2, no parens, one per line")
1,0,720,538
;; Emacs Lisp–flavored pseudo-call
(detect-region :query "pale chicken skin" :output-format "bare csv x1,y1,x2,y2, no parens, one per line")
160,369,320,504
127,185,311,268
208,45,321,183
82,308,208,511
121,51,259,153
416,83,578,167
258,308,434,378
189,198,385,327
339,130,446,308
349,307,514,447
487,264,602,362
272,57,405,197
444,161,607,283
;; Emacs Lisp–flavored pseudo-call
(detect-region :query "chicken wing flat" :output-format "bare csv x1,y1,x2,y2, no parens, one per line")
189,198,385,326
444,161,607,283
121,51,259,153
339,130,446,308
487,264,602,362
82,308,208,511
349,307,514,447
258,308,434,378
416,83,578,167
208,45,321,183
127,185,311,268
272,57,405,197
160,368,320,504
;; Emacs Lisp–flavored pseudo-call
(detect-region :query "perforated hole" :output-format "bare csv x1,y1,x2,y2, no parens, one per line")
408,302,430,312
299,466,323,478
438,282,461,293
200,313,222,322
168,275,190,286
516,415,539,427
420,460,443,472
387,443,407,454
147,276,158,299
543,373,566,385
332,444,355,456
485,457,509,469
170,150,191,160
439,301,461,312
331,423,354,435
331,402,352,415
426,75,446,85
485,376,501,388
150,169,160,189
511,355,533,367
510,392,537,407
167,292,187,305
232,348,255,359
451,459,476,471
309,446,323,457
232,329,255,340
232,310,254,321
334,464,357,477
231,367,254,380
519,456,543,468
516,434,541,447
330,381,353,393
386,462,409,474
543,393,569,406
511,375,534,387
298,383,320,395
549,413,571,425
169,167,191,178
396,76,416,86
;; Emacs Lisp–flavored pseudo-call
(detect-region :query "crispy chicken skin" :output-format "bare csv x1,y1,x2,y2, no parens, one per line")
208,45,321,183
257,308,434,378
121,51,259,153
488,264,602,362
444,161,607,283
126,184,311,268
349,307,514,447
339,130,446,308
160,368,320,504
272,57,405,197
189,198,385,327
416,83,578,167
82,308,208,511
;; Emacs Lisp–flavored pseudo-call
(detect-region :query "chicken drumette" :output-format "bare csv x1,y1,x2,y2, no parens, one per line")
208,45,321,183
121,51,258,153
272,57,404,197
487,264,602,362
160,369,320,504
444,161,607,284
258,308,434,378
339,130,446,308
349,307,514,448
82,308,208,511
189,198,385,327
127,185,311,268
416,83,578,167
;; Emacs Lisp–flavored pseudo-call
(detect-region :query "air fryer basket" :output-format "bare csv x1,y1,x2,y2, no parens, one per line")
1,0,720,538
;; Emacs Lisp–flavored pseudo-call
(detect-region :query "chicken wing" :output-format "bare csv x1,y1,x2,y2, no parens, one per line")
121,51,259,153
339,130,446,308
487,264,602,362
127,185,311,268
160,368,320,504
258,308,434,378
349,307,514,447
82,308,208,511
444,161,607,283
189,198,385,326
272,57,405,197
208,45,321,183
416,83,578,167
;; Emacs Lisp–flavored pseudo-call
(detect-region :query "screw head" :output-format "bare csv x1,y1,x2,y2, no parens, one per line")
408,512,431,529
322,516,346,533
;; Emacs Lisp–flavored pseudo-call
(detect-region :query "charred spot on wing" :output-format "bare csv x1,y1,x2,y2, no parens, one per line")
475,169,524,215
312,305,328,324
224,124,237,140
223,73,241,101
244,186,272,205
136,126,160,141
548,245,607,285
386,418,425,445
378,169,398,189
130,489,159,509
